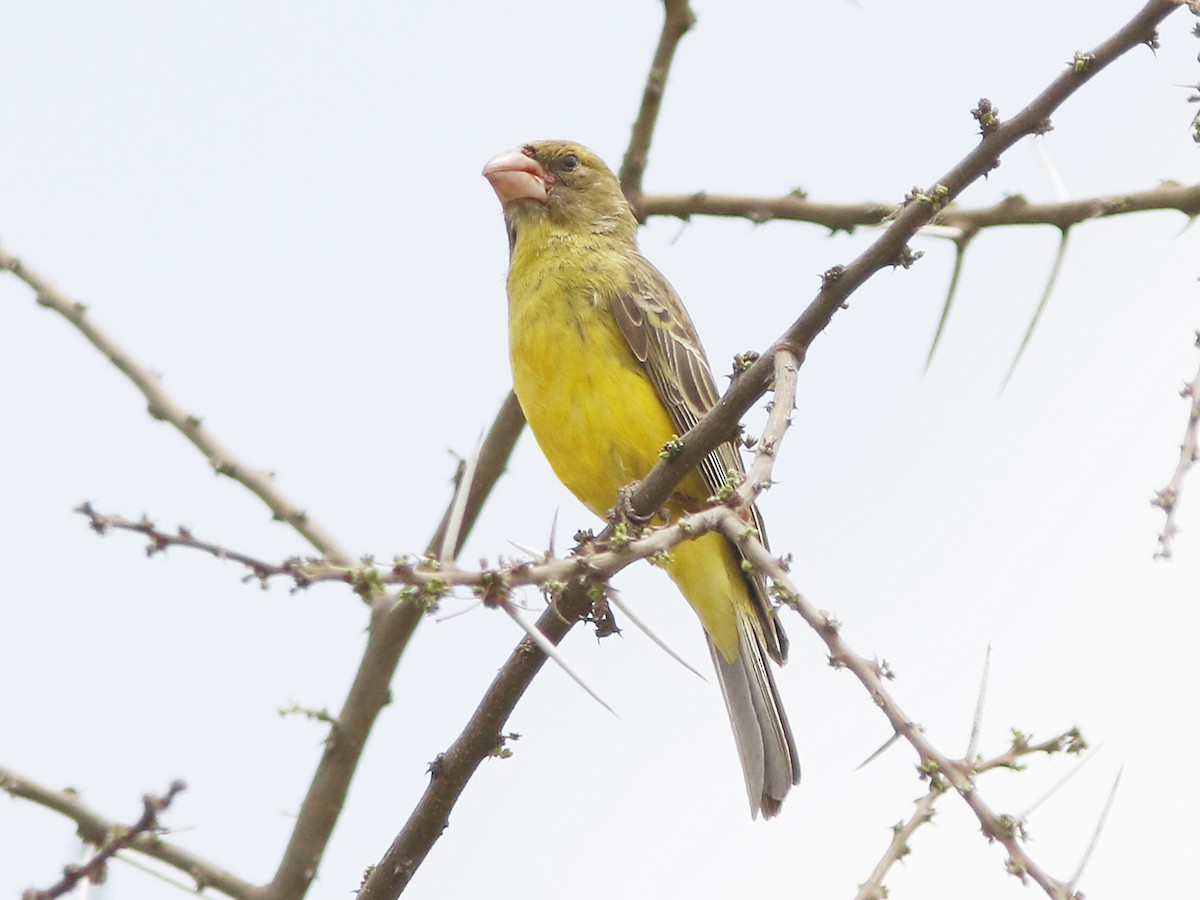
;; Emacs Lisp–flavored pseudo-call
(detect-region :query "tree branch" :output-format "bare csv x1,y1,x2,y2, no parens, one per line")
1,234,528,899
619,0,695,201
854,729,1086,900
1153,329,1200,557
0,246,353,565
624,0,1186,528
355,585,583,899
0,769,252,899
636,179,1200,234
356,355,801,899
733,520,1089,899
261,392,525,900
359,5,1186,896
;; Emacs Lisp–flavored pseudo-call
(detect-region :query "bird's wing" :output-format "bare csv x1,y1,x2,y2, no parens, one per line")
610,257,787,663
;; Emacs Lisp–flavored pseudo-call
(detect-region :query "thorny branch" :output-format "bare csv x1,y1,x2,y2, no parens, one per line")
736,510,1094,899
20,781,186,900
259,392,524,900
855,729,1087,900
359,5,1187,896
75,353,804,604
77,500,747,601
636,179,1200,234
1,3,1191,900
355,349,805,900
1153,329,1200,557
0,247,353,565
623,0,1188,534
619,0,695,201
856,787,940,900
0,777,253,900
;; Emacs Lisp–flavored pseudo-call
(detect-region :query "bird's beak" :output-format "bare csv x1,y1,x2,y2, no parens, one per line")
483,147,550,207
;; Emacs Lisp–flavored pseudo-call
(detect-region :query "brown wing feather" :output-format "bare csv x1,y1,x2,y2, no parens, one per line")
609,257,788,664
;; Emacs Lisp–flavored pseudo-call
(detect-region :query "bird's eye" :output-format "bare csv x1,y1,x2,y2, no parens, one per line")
561,153,579,171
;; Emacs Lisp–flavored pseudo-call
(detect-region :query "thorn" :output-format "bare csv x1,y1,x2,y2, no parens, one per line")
965,644,992,760
925,237,971,372
433,603,483,624
1031,135,1070,202
499,602,617,716
1020,744,1102,818
440,431,484,563
507,539,547,561
1002,228,1071,391
857,730,904,770
1069,765,1123,892
604,588,707,681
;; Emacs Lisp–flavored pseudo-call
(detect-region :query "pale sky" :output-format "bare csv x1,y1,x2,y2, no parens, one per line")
2,2,1198,899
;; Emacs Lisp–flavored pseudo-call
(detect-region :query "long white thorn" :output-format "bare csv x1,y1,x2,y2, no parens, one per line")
507,539,546,561
548,507,560,558
604,588,707,682
500,602,617,716
1019,744,1102,819
856,730,904,770
965,644,992,760
1032,135,1070,202
1069,765,1123,892
440,432,483,563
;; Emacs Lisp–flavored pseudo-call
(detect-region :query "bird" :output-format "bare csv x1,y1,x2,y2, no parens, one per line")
483,140,799,818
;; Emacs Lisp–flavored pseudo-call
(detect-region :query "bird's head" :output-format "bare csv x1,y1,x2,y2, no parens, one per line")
482,140,637,242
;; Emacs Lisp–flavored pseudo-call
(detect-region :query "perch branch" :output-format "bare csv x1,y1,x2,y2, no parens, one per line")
624,0,1186,527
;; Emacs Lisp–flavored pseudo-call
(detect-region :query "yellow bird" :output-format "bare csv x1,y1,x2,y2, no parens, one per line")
483,140,799,817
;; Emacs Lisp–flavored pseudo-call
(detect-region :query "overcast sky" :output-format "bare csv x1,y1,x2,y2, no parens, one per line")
2,2,1198,899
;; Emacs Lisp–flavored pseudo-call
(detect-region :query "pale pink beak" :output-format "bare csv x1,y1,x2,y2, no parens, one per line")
483,146,550,207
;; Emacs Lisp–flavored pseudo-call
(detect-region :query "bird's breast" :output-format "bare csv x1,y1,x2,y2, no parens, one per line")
507,253,678,518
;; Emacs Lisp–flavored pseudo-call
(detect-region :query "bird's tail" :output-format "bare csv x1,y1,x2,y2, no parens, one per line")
707,605,800,819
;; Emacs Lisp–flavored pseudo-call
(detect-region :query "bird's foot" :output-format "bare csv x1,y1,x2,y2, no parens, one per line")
607,482,654,533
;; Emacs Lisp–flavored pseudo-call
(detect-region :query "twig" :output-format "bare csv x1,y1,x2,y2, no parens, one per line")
1153,330,1200,557
74,502,311,588
736,349,799,505
73,498,736,600
0,246,353,565
636,179,1200,233
21,781,184,900
855,786,939,900
854,727,1086,900
618,0,695,201
0,772,254,899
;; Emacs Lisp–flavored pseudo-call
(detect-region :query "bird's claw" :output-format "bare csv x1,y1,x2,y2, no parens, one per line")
607,482,654,531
